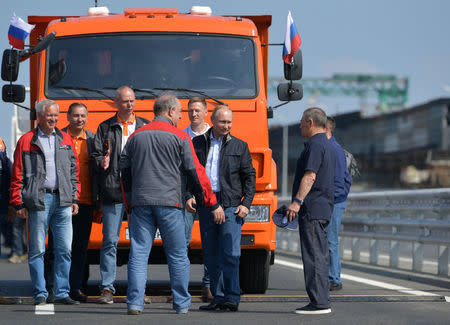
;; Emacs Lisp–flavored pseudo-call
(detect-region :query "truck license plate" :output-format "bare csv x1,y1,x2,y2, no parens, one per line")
125,228,161,240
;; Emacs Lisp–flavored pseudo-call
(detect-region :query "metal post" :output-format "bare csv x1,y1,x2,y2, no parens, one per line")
412,242,424,272
389,241,399,268
281,125,288,198
369,239,379,265
351,238,360,262
437,246,449,276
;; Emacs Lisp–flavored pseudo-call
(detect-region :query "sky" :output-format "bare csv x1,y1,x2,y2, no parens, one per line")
0,0,449,153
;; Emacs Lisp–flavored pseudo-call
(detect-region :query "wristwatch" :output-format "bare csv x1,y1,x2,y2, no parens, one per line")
293,197,303,205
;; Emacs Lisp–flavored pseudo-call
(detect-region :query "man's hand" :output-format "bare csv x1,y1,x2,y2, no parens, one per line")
72,203,79,215
5,205,16,222
101,150,110,170
234,205,249,219
286,201,301,222
93,209,102,224
16,208,28,219
186,197,197,213
212,206,225,224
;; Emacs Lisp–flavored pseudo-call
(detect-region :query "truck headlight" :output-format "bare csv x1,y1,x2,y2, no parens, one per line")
246,205,270,222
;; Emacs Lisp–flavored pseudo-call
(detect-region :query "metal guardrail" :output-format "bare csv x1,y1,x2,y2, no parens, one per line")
276,189,450,277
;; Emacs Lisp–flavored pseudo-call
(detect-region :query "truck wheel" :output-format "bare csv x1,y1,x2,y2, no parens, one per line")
239,250,270,294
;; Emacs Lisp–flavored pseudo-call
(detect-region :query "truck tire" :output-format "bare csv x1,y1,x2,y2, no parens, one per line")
239,250,270,294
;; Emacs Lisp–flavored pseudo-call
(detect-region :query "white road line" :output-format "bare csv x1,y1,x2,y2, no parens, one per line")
35,303,55,315
275,258,438,297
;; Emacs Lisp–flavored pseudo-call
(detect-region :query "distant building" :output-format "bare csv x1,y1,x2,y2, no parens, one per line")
269,98,450,190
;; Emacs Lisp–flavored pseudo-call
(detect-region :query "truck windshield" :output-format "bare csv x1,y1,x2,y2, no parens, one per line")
45,33,257,99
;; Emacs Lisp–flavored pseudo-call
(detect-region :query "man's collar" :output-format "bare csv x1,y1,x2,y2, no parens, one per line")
154,115,174,125
67,127,86,139
117,112,136,124
209,130,223,142
37,126,56,137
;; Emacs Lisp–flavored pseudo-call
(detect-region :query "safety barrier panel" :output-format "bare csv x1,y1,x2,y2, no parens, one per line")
277,189,450,277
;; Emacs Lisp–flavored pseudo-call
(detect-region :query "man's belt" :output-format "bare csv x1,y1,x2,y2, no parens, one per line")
45,188,59,194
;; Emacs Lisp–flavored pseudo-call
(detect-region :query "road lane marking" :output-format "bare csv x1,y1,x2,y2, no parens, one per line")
275,258,439,297
35,303,55,315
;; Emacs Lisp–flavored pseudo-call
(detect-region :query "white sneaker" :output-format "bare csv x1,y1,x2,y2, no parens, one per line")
8,253,21,264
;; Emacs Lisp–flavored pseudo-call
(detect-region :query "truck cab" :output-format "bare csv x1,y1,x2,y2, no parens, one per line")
3,6,302,294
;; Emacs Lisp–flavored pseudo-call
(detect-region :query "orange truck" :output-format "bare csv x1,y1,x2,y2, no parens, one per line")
2,6,302,293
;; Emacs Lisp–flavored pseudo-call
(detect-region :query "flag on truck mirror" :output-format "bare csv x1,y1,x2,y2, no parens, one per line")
8,13,34,50
282,11,301,65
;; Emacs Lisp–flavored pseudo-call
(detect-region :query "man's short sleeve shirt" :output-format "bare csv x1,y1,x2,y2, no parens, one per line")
291,132,335,221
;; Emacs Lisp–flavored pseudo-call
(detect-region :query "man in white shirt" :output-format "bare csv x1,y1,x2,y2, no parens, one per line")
183,97,212,302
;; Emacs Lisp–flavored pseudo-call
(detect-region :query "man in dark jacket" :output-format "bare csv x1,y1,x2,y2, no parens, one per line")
10,99,80,305
91,86,149,304
325,117,351,291
45,102,98,302
120,93,224,315
193,105,256,312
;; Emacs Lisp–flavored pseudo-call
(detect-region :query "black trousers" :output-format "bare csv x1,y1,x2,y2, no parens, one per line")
45,204,94,293
299,216,330,308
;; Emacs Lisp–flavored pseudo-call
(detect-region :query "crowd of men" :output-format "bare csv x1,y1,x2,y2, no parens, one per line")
0,87,352,315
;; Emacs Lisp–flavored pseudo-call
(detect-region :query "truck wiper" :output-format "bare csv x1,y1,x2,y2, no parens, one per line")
53,86,114,101
154,87,225,105
103,87,158,99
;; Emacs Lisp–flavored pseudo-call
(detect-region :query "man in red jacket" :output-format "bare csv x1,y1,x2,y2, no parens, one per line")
10,99,80,306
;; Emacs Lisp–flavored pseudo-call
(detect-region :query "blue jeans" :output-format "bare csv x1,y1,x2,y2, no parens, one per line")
99,203,124,293
12,216,27,256
184,210,210,288
327,201,346,284
184,210,195,248
28,193,72,299
184,210,211,288
127,205,191,313
199,206,242,304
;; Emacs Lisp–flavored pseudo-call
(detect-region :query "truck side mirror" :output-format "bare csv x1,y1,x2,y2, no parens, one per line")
277,82,303,101
1,50,20,82
2,84,25,103
283,49,302,81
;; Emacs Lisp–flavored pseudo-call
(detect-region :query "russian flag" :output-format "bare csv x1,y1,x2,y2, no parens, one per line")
282,11,301,65
8,13,35,50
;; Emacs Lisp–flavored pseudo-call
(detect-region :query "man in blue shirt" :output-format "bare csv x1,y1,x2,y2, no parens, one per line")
326,117,352,291
286,107,335,315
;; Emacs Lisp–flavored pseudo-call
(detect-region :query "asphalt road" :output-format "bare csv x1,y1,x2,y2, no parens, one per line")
0,248,449,325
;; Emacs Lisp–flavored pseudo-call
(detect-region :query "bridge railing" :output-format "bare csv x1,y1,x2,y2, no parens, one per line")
276,188,450,277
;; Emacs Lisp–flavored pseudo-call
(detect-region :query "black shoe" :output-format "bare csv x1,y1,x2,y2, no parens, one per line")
329,282,343,291
295,303,331,314
221,301,239,312
70,290,87,303
54,297,80,305
46,290,54,303
34,296,47,305
199,302,223,311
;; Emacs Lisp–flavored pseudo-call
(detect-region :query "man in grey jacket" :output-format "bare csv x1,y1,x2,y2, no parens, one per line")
120,92,224,315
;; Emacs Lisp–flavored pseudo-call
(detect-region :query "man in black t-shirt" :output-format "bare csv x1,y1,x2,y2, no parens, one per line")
286,107,335,315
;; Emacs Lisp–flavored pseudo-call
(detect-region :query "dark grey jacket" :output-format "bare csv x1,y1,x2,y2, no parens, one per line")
120,116,218,210
92,114,149,204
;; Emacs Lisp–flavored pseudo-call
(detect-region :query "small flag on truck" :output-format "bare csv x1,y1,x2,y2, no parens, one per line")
8,13,35,49
282,11,301,64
